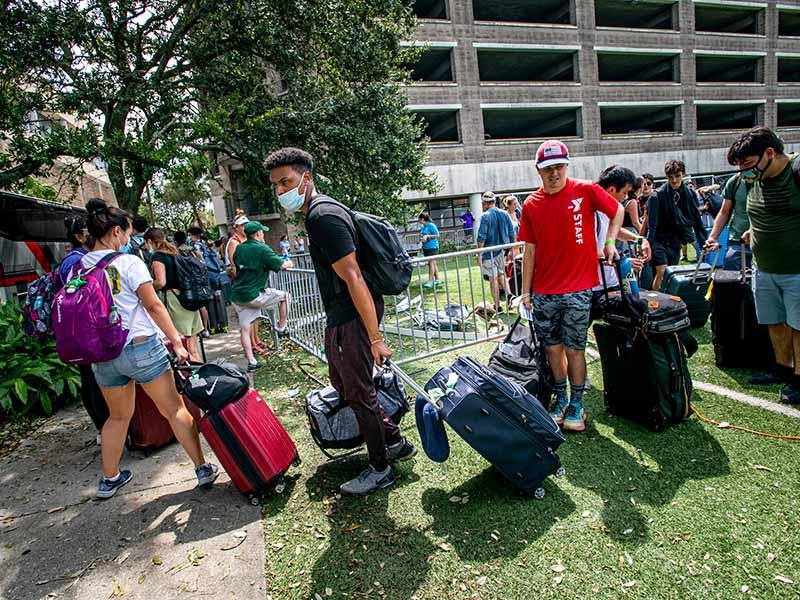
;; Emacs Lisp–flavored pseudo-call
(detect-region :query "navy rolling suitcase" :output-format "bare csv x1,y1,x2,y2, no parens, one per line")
711,244,774,369
393,357,565,497
660,249,719,328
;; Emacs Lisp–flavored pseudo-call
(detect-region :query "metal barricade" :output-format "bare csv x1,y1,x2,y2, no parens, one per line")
272,242,525,366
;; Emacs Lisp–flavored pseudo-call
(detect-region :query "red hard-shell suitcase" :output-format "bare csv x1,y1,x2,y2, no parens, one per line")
198,388,300,505
125,338,201,452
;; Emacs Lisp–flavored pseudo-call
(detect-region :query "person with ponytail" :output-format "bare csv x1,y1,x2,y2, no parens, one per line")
59,215,93,285
76,199,218,499
144,228,204,362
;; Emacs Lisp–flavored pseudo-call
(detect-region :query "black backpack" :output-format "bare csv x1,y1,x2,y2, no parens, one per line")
309,197,412,296
173,249,212,311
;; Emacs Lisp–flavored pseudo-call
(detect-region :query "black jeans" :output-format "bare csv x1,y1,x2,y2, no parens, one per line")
324,298,400,470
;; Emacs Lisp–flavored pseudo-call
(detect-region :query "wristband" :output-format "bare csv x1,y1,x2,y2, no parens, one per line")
604,239,616,247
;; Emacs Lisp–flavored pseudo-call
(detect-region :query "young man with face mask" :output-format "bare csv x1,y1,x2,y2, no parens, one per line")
265,147,416,496
646,160,708,290
519,141,625,432
726,127,800,404
230,221,293,372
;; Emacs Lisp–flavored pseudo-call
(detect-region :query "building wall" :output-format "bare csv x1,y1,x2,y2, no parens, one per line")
405,0,800,201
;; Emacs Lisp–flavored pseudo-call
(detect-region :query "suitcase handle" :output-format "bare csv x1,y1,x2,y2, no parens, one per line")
385,360,443,410
692,248,719,284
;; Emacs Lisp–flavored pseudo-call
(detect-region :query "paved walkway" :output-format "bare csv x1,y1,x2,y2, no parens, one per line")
0,327,265,600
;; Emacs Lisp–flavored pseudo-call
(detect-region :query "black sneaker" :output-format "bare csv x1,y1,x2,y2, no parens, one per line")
247,362,262,373
750,372,783,385
779,383,800,405
387,438,417,463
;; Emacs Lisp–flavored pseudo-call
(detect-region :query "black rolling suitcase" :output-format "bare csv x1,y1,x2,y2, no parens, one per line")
596,261,695,431
393,357,565,497
207,280,229,334
660,249,719,328
488,315,552,409
711,243,775,369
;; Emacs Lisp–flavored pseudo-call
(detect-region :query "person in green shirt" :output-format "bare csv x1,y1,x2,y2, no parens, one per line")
231,221,293,371
725,127,800,404
706,173,753,270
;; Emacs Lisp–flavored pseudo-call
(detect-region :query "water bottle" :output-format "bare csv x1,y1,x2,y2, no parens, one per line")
619,256,640,299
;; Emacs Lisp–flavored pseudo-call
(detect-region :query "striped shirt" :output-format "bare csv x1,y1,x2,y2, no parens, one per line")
747,155,800,274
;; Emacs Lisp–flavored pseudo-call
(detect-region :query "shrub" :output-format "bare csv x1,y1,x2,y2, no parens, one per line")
0,302,81,416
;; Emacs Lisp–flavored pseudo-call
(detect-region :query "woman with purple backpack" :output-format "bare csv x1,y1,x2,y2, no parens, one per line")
73,199,219,499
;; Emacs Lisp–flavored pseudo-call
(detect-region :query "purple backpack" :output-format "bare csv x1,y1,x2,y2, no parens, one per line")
53,252,128,365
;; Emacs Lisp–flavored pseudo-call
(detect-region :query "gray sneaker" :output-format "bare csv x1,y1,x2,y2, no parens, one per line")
387,438,417,463
340,465,396,496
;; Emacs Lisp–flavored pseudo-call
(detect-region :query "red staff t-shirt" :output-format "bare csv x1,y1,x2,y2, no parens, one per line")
518,178,620,295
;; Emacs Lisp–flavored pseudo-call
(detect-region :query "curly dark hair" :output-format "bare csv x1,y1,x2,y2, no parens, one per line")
664,159,685,176
264,147,314,174
726,126,785,166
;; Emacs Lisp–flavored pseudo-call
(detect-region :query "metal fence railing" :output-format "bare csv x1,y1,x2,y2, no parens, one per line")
270,242,524,365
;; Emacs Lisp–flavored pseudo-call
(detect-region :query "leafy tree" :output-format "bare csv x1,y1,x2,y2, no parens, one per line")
10,177,58,201
1,0,437,221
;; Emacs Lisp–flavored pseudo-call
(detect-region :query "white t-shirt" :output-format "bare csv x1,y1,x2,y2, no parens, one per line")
593,213,619,291
73,250,163,344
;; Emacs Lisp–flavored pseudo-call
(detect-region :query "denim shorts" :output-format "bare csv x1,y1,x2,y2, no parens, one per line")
752,269,800,330
92,334,171,388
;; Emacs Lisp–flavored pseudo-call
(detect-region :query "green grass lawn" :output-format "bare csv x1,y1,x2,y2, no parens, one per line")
254,318,800,600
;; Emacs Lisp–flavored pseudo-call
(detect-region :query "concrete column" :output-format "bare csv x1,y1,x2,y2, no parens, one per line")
469,192,483,243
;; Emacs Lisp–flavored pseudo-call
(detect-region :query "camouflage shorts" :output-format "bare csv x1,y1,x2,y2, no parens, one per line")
532,290,593,350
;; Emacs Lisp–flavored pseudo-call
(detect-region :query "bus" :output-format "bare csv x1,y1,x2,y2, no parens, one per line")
0,190,87,304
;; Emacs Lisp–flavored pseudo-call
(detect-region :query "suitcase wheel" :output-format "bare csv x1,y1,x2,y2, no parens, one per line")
291,454,302,468
247,493,262,506
555,466,566,478
533,487,546,500
273,478,287,495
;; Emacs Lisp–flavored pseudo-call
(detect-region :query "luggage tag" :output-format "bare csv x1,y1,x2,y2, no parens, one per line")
518,304,533,322
188,376,209,389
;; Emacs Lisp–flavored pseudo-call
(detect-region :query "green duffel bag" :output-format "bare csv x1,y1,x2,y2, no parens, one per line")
593,323,695,431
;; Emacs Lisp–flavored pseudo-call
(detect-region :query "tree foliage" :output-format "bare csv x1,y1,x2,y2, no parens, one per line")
1,0,437,220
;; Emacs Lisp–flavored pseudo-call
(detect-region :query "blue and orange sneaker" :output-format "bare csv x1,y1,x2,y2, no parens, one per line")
562,402,586,432
548,395,570,426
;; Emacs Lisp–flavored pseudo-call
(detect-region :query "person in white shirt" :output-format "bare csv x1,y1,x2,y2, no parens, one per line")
79,198,219,499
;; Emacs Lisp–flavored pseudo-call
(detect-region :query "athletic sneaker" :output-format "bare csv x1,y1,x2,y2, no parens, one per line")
96,469,133,499
562,403,586,432
247,362,262,373
548,396,570,426
423,281,434,289
196,463,220,488
387,438,417,463
340,465,396,496
779,383,800,405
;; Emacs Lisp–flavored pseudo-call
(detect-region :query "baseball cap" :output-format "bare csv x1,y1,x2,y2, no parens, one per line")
535,140,570,169
481,191,496,203
244,221,269,235
233,215,249,226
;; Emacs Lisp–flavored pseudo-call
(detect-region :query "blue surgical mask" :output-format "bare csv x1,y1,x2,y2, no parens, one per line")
278,176,307,213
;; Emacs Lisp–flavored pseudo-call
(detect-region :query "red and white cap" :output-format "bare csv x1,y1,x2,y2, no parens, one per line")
535,140,570,169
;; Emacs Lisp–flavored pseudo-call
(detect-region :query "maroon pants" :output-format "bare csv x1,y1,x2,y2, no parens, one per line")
324,301,400,470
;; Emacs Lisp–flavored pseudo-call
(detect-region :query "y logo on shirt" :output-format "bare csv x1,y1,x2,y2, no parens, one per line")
571,197,584,245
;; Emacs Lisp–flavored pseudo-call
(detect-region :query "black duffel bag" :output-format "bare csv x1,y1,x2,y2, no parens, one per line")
306,367,409,459
177,360,249,412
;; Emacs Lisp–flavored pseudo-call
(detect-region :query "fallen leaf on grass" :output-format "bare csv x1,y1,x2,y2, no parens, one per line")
752,465,774,473
551,564,566,573
775,575,794,585
342,524,360,533
717,422,731,429
552,576,563,585
476,576,487,586
622,528,634,536
581,510,591,518
768,553,776,562
325,589,333,597
436,542,452,552
449,496,461,504
622,580,637,588
740,585,749,593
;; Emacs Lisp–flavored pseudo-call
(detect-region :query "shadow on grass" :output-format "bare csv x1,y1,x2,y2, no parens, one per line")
305,457,433,600
420,466,575,562
563,389,730,544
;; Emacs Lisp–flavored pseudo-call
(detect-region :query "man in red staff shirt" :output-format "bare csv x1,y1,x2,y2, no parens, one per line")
519,140,624,432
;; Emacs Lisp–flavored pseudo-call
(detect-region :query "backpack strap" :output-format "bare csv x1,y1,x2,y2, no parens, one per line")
791,154,800,186
79,252,123,279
